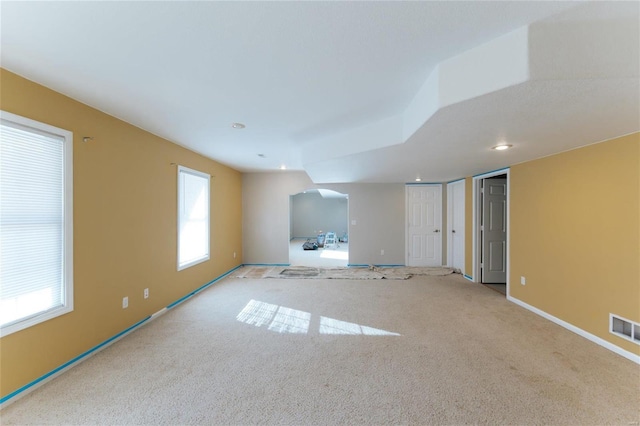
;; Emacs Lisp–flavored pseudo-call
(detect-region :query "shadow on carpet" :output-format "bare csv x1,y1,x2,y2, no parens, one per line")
231,266,454,280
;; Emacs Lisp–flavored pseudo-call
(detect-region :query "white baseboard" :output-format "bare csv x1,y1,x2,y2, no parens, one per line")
507,295,640,364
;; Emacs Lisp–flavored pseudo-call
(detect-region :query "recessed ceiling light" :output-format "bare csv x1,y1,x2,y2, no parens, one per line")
279,165,287,170
492,144,512,151
231,122,245,129
415,177,422,182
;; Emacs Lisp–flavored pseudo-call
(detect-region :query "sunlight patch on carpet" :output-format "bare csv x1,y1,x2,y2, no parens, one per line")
268,306,310,334
319,316,400,336
236,299,400,336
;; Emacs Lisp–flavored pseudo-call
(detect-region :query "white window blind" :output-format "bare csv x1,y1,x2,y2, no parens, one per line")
0,111,73,336
177,166,210,270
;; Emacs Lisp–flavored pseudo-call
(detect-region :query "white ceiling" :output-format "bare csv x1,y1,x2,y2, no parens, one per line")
1,1,638,183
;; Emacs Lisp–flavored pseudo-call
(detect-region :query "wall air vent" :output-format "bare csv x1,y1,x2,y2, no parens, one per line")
609,314,640,345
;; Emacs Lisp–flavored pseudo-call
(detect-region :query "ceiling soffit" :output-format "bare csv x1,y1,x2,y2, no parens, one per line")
302,7,639,183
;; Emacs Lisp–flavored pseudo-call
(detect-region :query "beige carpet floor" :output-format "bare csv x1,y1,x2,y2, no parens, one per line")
2,273,639,425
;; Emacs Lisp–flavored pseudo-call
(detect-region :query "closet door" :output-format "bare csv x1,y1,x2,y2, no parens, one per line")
447,180,465,273
406,185,442,267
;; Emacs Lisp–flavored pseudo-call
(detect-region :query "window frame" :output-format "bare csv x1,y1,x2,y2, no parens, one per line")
0,110,74,337
177,165,210,271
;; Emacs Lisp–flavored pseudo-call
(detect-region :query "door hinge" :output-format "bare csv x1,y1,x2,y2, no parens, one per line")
480,262,484,268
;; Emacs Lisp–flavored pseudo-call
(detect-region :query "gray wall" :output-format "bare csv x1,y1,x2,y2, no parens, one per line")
242,171,406,266
291,192,348,238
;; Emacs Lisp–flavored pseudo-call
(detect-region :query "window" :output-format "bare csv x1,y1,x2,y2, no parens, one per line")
0,111,73,337
177,165,210,270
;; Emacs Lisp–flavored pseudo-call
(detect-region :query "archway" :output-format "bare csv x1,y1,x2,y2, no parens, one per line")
289,189,349,267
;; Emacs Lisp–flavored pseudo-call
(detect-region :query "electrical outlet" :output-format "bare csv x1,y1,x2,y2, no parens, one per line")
520,276,526,286
380,249,385,256
122,297,128,309
144,288,149,299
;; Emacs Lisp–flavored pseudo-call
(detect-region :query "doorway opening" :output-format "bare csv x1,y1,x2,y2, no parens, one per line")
473,170,509,296
289,189,349,267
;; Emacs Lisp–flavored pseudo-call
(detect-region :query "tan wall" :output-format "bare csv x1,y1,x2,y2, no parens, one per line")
0,69,243,397
510,133,639,355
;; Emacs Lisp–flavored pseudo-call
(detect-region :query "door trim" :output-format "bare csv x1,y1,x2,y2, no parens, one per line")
472,168,510,293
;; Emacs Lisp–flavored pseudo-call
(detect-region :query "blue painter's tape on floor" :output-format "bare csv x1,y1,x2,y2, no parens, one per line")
0,316,150,406
0,265,241,406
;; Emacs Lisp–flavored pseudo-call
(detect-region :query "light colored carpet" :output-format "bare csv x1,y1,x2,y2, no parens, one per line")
2,274,639,425
232,265,454,280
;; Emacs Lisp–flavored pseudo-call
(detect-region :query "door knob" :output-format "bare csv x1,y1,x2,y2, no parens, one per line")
434,229,440,233
452,230,456,233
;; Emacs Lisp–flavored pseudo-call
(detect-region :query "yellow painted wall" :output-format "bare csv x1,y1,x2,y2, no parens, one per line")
510,133,639,355
0,69,243,398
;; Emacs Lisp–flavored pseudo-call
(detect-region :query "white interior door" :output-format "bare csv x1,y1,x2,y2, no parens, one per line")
406,185,442,267
482,178,506,283
447,180,465,273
